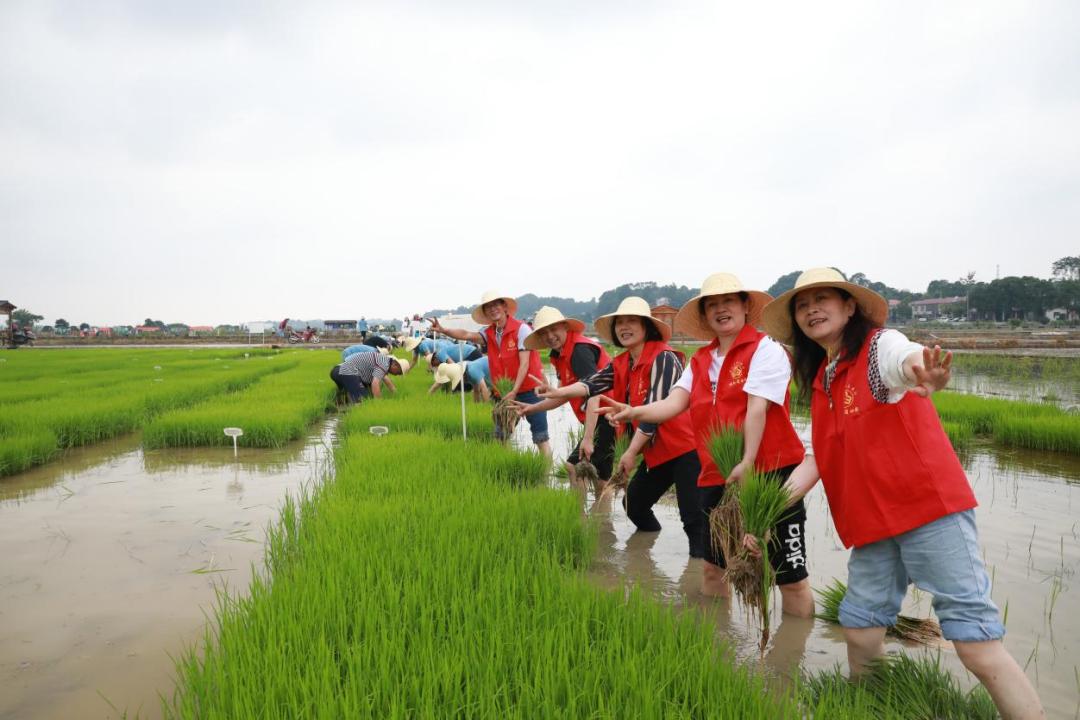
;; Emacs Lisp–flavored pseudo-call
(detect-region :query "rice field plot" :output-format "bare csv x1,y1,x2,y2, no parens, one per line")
165,431,796,719
0,351,294,476
932,392,1080,454
143,352,337,449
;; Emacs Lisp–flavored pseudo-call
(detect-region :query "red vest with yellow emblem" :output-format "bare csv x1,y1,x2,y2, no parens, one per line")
550,332,612,423
484,316,544,393
688,324,804,487
810,329,976,548
610,340,696,469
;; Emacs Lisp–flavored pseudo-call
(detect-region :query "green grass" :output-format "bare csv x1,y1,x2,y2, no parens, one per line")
951,354,1080,385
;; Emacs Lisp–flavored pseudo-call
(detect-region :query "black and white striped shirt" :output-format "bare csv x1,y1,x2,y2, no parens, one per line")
337,352,391,384
580,349,684,436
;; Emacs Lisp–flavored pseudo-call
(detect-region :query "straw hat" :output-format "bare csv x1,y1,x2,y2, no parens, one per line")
523,306,586,351
593,296,672,344
673,273,774,340
761,267,889,345
403,337,422,352
377,346,389,355
433,362,465,390
390,357,411,374
471,290,519,325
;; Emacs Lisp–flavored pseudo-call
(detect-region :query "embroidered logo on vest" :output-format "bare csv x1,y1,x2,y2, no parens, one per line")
728,361,746,386
843,384,859,415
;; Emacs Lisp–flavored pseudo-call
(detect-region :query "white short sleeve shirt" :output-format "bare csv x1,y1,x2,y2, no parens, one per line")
675,336,791,406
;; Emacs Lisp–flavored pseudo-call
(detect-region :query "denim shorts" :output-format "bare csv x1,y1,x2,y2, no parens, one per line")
838,510,1004,643
494,389,549,444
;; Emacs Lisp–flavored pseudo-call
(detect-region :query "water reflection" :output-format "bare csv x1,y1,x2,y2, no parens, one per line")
0,419,337,720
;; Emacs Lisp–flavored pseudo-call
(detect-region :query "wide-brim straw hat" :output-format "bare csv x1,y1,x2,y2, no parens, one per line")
761,267,889,345
433,362,465,390
673,273,774,340
523,306,586,351
403,337,422,352
390,357,411,374
471,290,519,325
593,296,672,344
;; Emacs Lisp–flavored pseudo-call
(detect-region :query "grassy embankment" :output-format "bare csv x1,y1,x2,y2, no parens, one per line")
0,348,293,475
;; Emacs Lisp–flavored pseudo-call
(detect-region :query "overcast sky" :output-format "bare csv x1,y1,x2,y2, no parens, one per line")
2,0,1077,326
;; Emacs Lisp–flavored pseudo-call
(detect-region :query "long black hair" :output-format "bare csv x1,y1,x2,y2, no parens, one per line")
790,288,878,402
611,316,665,349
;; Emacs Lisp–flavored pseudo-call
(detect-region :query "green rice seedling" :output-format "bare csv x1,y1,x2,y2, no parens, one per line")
0,430,58,476
164,430,794,719
143,355,335,449
814,578,942,645
940,420,973,452
799,654,996,719
706,423,744,479
341,391,493,441
993,415,1080,454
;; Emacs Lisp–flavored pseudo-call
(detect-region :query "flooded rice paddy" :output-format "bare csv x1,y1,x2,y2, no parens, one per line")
1,363,1078,717
0,422,335,719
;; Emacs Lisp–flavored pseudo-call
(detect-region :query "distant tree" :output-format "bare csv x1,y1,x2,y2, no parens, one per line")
79,322,90,331
1052,255,1080,281
766,271,802,297
594,282,696,317
55,318,69,330
12,309,43,327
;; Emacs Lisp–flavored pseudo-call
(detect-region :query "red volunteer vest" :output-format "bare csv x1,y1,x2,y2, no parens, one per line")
689,324,804,488
610,340,696,470
484,316,544,393
550,332,612,424
811,330,976,549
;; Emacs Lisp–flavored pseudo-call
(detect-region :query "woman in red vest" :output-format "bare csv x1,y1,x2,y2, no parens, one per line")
517,306,616,494
536,297,704,558
430,290,550,456
602,274,815,616
761,267,1042,720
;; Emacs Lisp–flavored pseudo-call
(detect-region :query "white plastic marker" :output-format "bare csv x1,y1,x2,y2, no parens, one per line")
223,427,244,457
369,426,389,437
459,341,467,442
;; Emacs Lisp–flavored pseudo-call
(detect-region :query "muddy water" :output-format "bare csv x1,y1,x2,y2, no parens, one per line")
0,422,335,720
535,400,1080,719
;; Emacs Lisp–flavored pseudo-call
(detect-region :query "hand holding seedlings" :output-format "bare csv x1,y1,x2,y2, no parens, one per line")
579,435,594,460
907,344,953,398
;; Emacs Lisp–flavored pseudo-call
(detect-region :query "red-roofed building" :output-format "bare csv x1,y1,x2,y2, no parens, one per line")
135,325,162,334
911,296,965,319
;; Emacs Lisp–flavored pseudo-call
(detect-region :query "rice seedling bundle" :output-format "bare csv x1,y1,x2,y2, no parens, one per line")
164,430,793,718
706,423,744,478
715,469,792,654
598,430,637,502
491,377,519,445
814,578,943,645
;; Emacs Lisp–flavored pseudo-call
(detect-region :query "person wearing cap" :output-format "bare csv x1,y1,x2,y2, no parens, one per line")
427,357,492,402
515,306,616,491
601,274,815,614
761,268,1043,719
534,297,703,557
330,352,406,402
430,291,550,456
